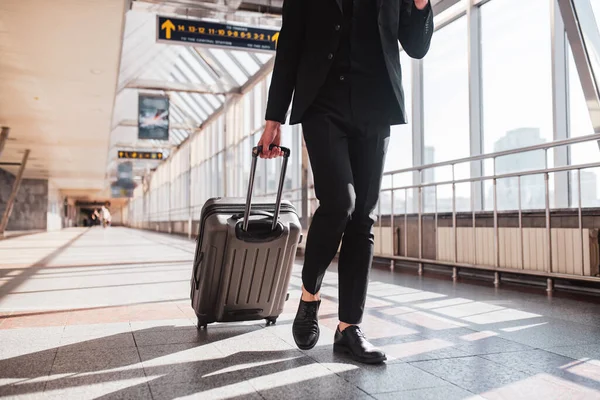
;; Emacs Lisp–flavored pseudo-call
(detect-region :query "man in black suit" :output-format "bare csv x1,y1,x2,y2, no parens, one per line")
259,0,433,364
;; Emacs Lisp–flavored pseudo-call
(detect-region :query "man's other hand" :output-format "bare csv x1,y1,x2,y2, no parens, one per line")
257,120,283,159
414,0,429,10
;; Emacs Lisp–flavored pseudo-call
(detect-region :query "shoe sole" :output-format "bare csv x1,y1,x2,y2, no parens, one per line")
333,343,387,364
293,330,320,350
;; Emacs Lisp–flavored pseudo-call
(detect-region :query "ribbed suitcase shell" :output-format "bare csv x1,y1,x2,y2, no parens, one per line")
190,197,301,327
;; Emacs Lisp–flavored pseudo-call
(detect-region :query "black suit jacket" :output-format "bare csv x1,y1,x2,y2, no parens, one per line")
265,0,434,125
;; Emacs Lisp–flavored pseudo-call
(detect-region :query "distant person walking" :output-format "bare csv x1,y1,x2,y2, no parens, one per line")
101,203,112,228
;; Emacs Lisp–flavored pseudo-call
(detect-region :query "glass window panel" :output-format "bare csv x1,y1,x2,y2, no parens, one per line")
175,56,204,85
205,94,223,109
217,152,224,196
573,0,600,88
181,49,217,85
193,94,215,113
209,48,248,85
480,0,552,211
423,17,470,213
170,108,187,123
244,95,252,135
255,53,273,64
266,156,279,194
385,51,412,174
384,51,412,214
231,51,261,75
226,148,235,196
280,124,295,191
211,157,218,197
568,41,600,207
173,93,204,123
254,84,264,130
180,93,208,120
190,49,219,85
238,138,247,196
212,124,218,154
218,116,225,151
170,68,189,84
253,133,266,196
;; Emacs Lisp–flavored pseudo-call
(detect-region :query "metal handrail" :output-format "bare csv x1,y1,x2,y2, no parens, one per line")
384,132,600,177
382,161,600,191
376,132,600,290
127,132,600,290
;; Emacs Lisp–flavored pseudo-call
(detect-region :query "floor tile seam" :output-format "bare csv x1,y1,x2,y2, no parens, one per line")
477,350,599,383
55,342,139,356
490,334,600,350
542,345,597,359
468,353,557,377
399,353,483,363
533,374,600,396
367,381,474,396
43,347,61,393
456,345,540,357
132,341,155,400
546,316,600,330
404,360,480,396
363,382,447,396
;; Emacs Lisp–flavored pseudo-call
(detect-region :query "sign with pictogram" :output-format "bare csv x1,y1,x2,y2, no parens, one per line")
118,151,164,160
157,16,279,52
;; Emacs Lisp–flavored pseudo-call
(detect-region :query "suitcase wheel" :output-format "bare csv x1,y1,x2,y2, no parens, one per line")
265,317,277,326
197,317,208,330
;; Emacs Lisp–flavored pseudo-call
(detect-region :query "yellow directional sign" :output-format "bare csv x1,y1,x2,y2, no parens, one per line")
157,16,279,52
118,151,164,160
161,19,175,40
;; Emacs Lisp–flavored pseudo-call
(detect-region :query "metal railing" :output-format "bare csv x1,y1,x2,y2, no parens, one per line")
129,190,304,236
126,133,600,289
378,133,600,289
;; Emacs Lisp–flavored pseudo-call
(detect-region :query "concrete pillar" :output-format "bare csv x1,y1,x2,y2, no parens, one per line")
0,127,9,158
0,149,30,236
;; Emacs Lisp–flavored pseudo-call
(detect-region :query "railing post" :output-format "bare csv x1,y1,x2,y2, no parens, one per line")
545,172,552,273
518,176,524,270
452,165,457,264
493,176,499,268
418,184,423,261
471,176,476,265
578,169,584,276
390,174,395,267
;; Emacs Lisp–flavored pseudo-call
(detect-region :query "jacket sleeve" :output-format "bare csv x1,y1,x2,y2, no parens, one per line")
265,0,306,124
398,0,434,59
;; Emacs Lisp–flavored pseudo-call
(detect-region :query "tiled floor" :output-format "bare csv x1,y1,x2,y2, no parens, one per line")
1,228,600,399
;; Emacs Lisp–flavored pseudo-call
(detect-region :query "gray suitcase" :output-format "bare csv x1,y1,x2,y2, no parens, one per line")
190,145,302,329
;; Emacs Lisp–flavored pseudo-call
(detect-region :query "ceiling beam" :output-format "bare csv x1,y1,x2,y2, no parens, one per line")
111,142,176,150
115,119,197,131
125,79,240,95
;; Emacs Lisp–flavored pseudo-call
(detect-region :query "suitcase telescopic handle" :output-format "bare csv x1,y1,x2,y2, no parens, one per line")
243,144,290,232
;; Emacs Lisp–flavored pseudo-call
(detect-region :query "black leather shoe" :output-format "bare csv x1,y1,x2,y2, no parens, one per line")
292,299,321,350
333,326,386,364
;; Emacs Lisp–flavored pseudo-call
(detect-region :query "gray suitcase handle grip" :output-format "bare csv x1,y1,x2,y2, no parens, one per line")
243,145,290,232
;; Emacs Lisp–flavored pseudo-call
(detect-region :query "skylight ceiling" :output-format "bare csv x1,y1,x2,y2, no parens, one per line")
108,6,275,180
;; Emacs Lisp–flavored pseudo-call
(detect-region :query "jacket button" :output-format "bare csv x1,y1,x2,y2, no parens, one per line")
335,24,341,31
328,53,334,60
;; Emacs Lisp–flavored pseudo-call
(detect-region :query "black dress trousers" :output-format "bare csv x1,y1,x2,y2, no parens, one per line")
301,76,390,325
